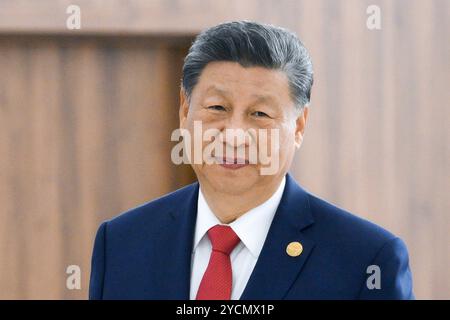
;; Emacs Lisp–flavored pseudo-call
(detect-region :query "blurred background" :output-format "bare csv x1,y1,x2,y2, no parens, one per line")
0,0,448,299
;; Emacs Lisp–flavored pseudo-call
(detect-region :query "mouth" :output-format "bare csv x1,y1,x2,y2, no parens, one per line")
216,157,250,170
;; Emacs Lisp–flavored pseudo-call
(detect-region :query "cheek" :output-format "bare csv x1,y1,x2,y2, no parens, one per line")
278,128,297,157
253,126,293,156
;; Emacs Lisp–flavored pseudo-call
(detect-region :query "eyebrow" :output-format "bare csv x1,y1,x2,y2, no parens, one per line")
248,94,278,108
203,85,278,108
203,85,232,99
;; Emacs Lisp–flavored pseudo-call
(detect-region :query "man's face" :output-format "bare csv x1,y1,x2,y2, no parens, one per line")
179,61,308,195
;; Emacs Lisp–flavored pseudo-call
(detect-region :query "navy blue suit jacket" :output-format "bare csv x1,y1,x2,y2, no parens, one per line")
89,174,414,299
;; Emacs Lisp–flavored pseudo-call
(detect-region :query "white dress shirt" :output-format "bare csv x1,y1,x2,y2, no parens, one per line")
190,176,286,300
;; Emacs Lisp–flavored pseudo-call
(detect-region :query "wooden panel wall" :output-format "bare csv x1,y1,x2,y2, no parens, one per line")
0,36,194,299
0,0,448,299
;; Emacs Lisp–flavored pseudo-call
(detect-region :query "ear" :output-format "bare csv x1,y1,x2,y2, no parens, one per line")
294,107,309,148
179,88,189,129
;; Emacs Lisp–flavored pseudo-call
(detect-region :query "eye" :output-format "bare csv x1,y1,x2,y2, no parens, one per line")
207,105,226,111
252,111,270,118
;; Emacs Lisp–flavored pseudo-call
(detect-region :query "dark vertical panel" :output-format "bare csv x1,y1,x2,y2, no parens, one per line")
0,36,191,299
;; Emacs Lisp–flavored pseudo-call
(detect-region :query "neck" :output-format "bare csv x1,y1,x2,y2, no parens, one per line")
199,176,285,224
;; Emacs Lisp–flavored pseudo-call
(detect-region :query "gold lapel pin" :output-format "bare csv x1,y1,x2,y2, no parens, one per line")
286,241,303,257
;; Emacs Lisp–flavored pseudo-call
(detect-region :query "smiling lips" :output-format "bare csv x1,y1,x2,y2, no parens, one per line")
216,157,250,169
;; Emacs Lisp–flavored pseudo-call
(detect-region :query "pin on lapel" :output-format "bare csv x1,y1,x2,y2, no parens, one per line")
286,241,303,257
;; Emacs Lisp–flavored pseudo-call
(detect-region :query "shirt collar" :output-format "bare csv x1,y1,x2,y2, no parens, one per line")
193,176,286,258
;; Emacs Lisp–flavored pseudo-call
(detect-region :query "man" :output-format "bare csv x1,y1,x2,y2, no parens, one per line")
89,21,414,299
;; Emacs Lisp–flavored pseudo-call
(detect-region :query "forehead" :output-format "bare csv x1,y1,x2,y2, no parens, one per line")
191,61,293,106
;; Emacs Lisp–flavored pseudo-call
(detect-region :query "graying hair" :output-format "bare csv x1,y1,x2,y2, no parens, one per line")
182,21,313,109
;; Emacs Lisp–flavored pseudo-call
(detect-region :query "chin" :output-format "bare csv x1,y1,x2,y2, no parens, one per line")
200,164,260,195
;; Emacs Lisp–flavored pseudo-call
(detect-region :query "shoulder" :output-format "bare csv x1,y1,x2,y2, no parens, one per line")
102,181,198,235
304,191,413,299
303,191,404,260
308,192,397,243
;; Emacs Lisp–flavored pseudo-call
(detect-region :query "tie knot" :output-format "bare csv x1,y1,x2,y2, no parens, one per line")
207,225,240,255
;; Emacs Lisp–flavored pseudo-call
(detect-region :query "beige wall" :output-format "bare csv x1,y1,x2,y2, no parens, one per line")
0,0,448,299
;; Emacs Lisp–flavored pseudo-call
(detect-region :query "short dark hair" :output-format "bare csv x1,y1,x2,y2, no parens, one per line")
182,20,313,109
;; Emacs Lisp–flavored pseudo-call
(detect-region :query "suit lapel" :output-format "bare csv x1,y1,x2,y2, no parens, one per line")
154,174,314,300
155,182,199,299
240,174,315,300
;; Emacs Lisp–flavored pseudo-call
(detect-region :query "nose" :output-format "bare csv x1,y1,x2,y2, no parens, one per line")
218,114,252,148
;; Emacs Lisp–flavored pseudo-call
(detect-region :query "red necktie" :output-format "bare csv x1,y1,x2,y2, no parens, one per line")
196,225,241,300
